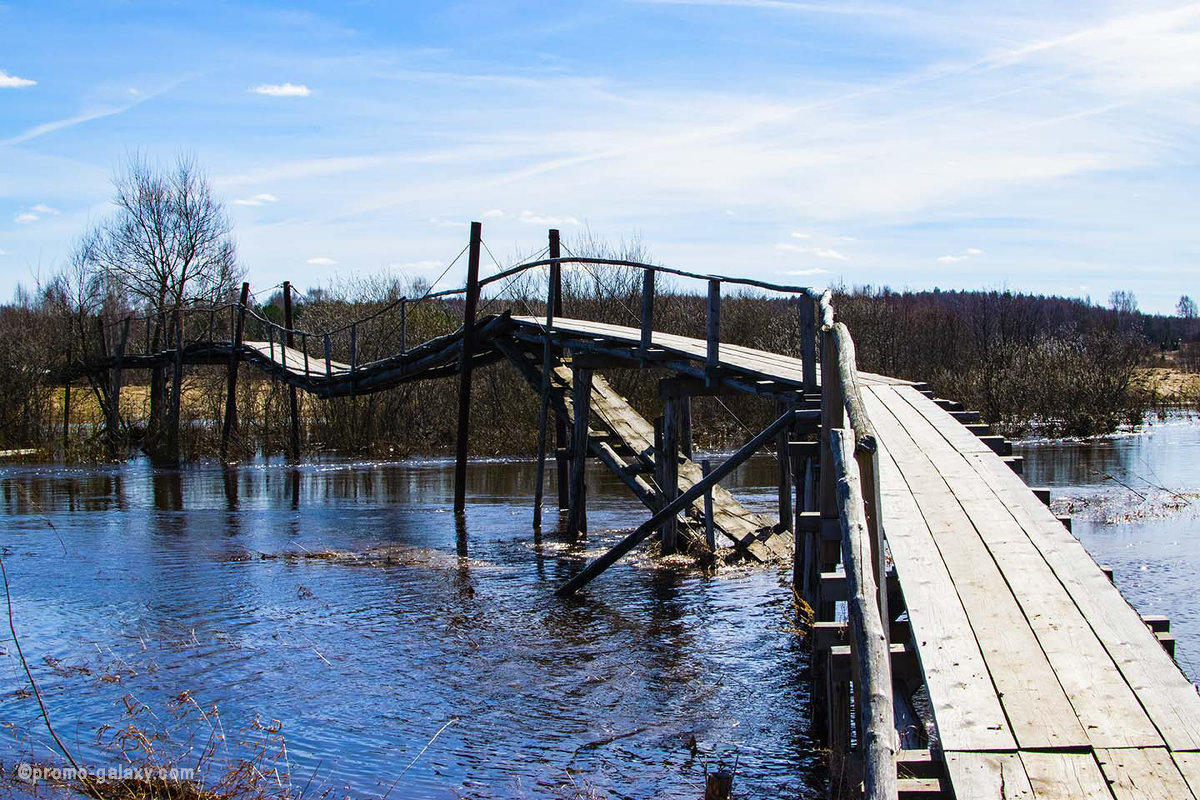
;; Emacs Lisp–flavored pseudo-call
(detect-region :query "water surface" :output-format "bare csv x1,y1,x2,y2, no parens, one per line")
0,456,819,799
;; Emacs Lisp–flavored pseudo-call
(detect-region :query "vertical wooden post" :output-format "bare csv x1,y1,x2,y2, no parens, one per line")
661,395,679,554
706,279,721,381
349,323,358,373
801,294,817,393
567,366,591,536
302,333,310,377
107,317,130,456
858,446,889,626
282,281,302,462
549,230,569,511
323,333,332,379
820,330,844,520
532,235,561,528
268,325,275,361
640,267,655,354
453,221,483,515
702,459,715,551
220,282,251,461
165,309,184,464
776,396,793,533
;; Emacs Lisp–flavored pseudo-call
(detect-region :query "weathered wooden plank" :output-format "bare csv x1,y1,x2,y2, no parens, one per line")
864,389,1088,750
874,439,1016,752
1019,752,1112,799
1174,753,1200,797
1095,748,1198,800
876,385,1162,750
892,385,1200,752
944,752,1034,799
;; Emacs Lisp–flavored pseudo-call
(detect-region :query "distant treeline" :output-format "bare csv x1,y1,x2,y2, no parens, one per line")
0,269,1191,460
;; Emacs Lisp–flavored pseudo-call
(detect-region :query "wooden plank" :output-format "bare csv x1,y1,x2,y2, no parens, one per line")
876,385,1161,750
1095,748,1198,800
892,385,1200,752
875,440,1016,752
1174,753,1200,797
1019,751,1113,799
944,752,1034,799
863,389,1088,750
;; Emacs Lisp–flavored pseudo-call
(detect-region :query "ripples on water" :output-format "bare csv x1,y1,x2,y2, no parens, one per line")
1017,410,1200,684
0,457,821,798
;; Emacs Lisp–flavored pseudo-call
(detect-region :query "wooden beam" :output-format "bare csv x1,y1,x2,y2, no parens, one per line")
555,407,795,596
453,220,483,515
567,366,592,536
706,278,721,380
550,230,569,511
661,395,680,554
220,282,251,461
533,233,560,528
801,293,817,392
640,267,655,353
830,427,897,800
282,281,301,461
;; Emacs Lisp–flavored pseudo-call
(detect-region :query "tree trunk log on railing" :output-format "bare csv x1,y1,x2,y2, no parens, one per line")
830,427,897,800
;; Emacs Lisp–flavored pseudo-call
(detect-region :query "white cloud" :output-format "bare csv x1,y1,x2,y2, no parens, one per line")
785,268,831,276
937,247,984,263
518,211,579,225
813,247,846,260
234,193,278,206
14,212,38,224
0,248,8,256
790,231,811,239
251,83,311,97
0,70,36,89
775,243,846,259
306,257,337,266
480,208,506,219
29,204,59,215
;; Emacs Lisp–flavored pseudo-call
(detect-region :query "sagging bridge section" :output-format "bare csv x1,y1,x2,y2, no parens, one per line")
81,222,1200,800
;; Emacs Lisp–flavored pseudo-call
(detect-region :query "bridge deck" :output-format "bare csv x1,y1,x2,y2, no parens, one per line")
865,384,1200,798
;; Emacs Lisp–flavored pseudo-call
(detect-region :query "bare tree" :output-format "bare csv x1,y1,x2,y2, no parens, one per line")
73,152,242,461
1109,289,1139,315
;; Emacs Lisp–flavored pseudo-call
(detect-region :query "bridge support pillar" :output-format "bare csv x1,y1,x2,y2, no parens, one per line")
220,282,251,462
567,366,592,536
453,221,482,515
283,281,302,462
661,395,681,554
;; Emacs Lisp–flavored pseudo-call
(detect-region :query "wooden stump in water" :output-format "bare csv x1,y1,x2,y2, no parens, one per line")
704,769,733,800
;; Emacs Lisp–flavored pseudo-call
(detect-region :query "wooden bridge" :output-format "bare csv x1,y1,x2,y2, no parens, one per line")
82,223,1200,799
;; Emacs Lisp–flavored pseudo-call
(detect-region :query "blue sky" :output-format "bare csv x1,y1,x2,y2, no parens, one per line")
1,1,1198,313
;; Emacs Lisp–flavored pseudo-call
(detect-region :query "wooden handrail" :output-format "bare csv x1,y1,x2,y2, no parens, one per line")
830,427,897,800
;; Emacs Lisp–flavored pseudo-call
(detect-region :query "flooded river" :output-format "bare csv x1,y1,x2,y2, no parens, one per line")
1016,410,1200,683
0,456,819,799
2,412,1196,799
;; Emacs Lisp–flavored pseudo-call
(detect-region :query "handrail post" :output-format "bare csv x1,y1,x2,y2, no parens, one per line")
566,365,592,537
324,333,333,379
220,282,250,461
282,280,301,461
532,231,561,528
453,221,483,515
550,230,569,511
640,267,655,355
706,278,721,383
801,293,817,393
349,323,358,376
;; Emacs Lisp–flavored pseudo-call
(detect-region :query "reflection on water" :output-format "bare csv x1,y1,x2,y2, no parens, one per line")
1017,410,1200,683
0,455,820,798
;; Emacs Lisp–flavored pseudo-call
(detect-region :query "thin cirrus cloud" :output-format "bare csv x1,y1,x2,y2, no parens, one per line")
785,268,831,276
774,243,847,260
936,247,984,264
14,212,39,224
519,211,579,225
234,193,278,206
306,257,337,266
250,83,311,97
0,69,36,88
